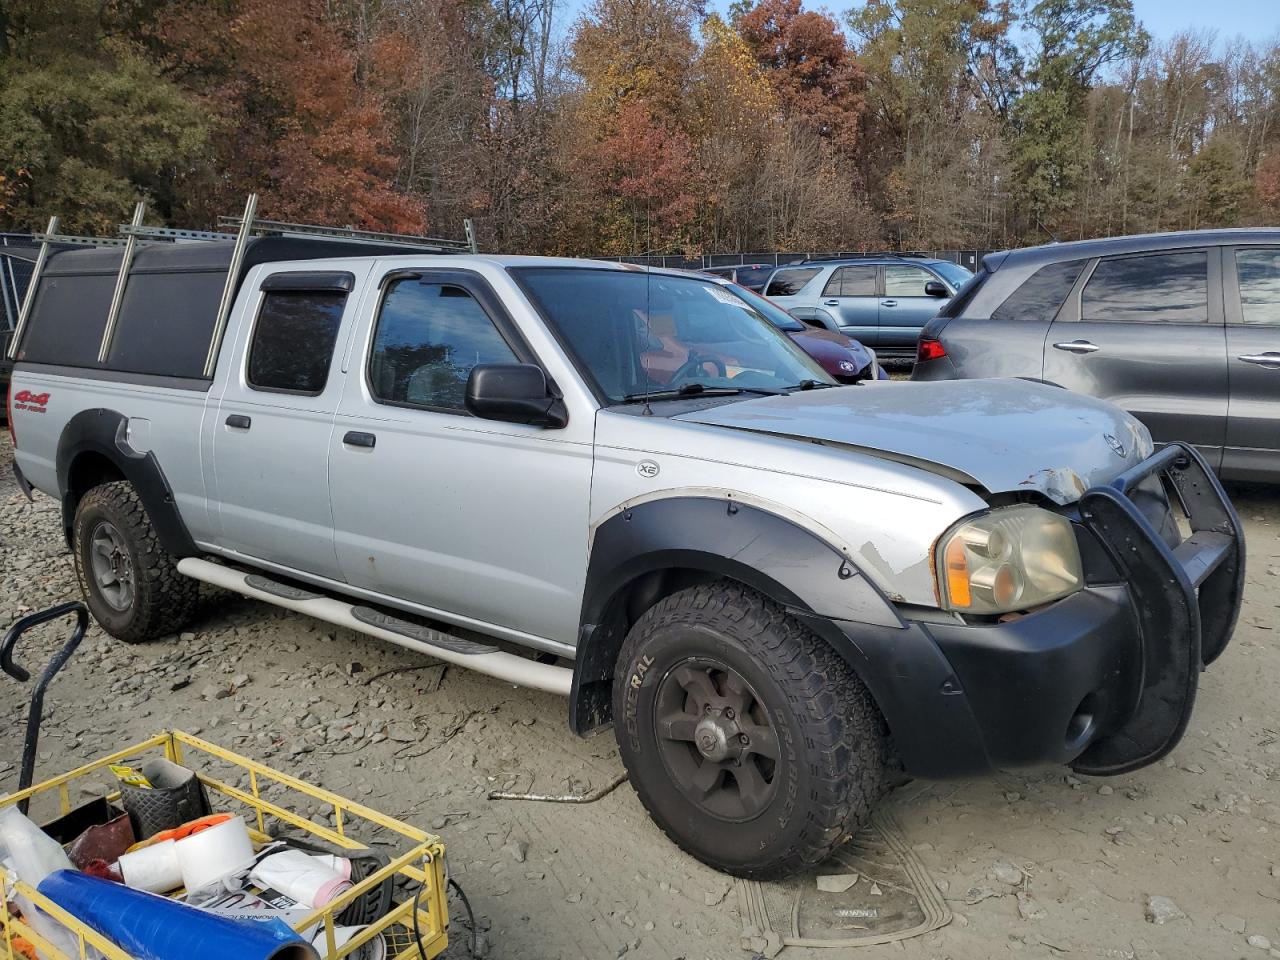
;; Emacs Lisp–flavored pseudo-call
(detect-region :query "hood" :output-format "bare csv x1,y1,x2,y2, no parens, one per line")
672,379,1153,505
787,328,873,379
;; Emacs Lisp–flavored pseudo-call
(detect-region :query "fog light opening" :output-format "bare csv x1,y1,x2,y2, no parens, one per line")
1065,693,1100,750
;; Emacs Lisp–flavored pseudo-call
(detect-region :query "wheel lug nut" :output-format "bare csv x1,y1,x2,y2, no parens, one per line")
738,733,749,745
724,708,734,720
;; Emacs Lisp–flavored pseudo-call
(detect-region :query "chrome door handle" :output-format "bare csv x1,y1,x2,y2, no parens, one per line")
823,299,840,307
881,300,898,307
1238,352,1280,368
1053,340,1099,354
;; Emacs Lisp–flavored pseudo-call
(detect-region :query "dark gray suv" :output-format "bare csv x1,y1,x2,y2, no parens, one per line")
763,255,972,358
913,229,1280,482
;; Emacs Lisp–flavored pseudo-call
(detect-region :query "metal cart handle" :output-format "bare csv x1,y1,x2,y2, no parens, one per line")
1,601,89,813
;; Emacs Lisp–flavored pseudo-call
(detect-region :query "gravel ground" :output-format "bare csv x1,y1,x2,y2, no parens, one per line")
2,434,1279,960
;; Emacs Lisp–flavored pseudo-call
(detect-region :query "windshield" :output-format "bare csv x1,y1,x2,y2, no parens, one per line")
514,268,835,403
931,261,973,289
726,283,805,332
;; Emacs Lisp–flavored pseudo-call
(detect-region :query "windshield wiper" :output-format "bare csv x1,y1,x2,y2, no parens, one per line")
619,383,783,403
786,380,838,392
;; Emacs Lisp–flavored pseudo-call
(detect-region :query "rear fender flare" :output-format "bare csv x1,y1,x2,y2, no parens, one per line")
570,494,904,734
56,408,198,557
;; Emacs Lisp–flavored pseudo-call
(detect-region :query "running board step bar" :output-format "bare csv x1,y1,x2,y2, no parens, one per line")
176,558,572,696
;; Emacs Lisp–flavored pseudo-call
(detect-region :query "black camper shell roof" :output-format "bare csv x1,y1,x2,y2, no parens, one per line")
18,237,421,381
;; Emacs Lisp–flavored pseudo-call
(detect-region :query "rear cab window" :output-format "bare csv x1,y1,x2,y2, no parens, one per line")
765,268,820,297
247,290,349,394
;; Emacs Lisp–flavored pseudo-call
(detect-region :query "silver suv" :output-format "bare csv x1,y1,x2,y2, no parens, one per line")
9,236,1243,879
913,230,1280,482
763,256,972,357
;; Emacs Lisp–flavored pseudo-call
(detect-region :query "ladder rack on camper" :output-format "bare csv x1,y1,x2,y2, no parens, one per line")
5,195,478,376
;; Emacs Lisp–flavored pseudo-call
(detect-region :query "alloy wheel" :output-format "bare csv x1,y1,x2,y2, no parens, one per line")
89,520,135,612
653,657,781,821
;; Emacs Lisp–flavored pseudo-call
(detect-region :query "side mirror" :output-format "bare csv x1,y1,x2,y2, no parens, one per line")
924,280,949,298
465,364,568,428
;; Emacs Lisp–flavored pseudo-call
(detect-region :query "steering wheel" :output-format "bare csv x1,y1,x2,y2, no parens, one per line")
672,352,727,383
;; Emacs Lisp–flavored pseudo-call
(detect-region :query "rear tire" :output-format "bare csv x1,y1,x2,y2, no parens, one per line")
613,581,886,878
73,481,198,643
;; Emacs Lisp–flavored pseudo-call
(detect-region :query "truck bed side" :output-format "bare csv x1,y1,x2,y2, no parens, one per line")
10,366,216,546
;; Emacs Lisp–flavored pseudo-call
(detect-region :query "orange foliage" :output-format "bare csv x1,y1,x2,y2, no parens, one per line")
592,100,704,253
737,0,865,151
1256,153,1280,219
155,0,424,231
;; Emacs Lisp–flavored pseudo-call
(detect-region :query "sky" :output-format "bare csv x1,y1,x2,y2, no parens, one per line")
1129,0,1278,44
559,0,1280,46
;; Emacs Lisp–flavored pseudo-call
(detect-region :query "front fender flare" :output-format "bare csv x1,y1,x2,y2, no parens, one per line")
570,495,904,734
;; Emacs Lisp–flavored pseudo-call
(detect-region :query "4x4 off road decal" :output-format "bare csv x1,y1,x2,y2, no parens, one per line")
12,390,50,413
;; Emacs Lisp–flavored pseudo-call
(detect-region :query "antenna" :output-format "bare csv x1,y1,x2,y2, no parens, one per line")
641,266,654,415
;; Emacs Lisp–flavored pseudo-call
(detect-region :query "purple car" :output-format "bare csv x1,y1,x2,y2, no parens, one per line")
723,280,889,383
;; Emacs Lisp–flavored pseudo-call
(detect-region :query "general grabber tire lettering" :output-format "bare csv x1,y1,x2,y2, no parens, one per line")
72,481,198,643
613,581,886,878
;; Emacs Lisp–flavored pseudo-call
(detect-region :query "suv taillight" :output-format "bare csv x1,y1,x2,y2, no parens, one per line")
917,338,947,363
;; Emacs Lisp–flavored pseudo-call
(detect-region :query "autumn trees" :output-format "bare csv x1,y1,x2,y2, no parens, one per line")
1,0,1279,253
0,0,209,232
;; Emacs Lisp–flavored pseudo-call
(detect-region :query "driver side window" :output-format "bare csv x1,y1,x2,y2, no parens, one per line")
368,280,517,412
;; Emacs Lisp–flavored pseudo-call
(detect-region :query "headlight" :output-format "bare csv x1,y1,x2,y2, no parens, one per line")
935,505,1082,614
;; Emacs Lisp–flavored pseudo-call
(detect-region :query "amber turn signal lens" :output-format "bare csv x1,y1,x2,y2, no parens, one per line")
944,535,971,608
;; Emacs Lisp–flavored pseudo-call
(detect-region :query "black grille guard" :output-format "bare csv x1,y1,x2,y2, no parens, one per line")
1072,442,1245,776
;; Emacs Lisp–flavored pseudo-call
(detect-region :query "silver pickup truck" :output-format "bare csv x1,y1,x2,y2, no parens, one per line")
7,234,1245,878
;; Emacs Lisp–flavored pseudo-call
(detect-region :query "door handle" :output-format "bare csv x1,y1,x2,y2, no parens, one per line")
225,414,251,429
343,431,376,448
1053,340,1100,354
1238,352,1280,369
881,300,898,307
823,299,840,307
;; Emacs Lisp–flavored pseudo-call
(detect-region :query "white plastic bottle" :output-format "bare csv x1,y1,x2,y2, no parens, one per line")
0,805,88,959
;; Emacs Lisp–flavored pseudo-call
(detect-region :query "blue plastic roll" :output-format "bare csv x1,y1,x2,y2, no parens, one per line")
37,870,318,960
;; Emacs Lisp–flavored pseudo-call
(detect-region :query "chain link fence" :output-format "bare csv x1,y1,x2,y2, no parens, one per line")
599,250,993,272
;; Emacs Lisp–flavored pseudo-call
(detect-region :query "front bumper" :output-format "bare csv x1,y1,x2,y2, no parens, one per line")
827,442,1245,779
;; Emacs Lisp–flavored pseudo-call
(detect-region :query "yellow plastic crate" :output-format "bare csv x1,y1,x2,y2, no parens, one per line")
0,730,448,960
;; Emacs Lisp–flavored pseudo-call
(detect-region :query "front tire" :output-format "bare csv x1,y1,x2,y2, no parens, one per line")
73,481,198,643
613,581,886,878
